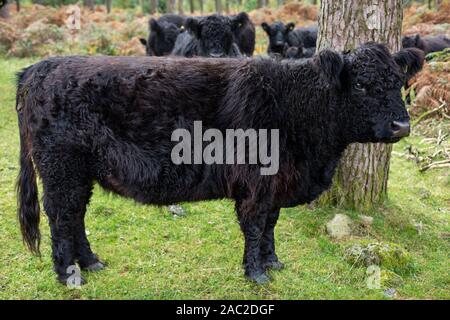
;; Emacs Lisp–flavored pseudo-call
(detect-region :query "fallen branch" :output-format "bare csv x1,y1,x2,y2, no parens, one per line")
420,160,450,172
412,101,447,127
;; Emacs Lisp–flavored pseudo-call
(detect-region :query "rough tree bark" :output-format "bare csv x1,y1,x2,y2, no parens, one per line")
83,0,95,11
151,0,158,14
317,0,403,210
215,0,222,14
105,0,112,14
167,0,175,13
0,0,9,18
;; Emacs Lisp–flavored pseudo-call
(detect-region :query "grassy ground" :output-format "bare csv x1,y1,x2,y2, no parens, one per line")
0,58,448,300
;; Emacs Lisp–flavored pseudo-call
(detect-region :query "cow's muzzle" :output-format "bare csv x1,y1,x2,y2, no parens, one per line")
390,120,410,138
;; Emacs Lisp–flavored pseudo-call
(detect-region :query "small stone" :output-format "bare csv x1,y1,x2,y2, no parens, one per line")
326,214,353,240
383,288,397,298
167,204,187,217
359,215,374,227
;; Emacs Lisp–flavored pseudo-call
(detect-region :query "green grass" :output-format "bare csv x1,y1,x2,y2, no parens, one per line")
0,58,448,300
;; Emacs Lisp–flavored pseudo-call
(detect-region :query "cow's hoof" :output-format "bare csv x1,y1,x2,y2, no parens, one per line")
83,261,106,272
263,260,285,271
247,272,271,285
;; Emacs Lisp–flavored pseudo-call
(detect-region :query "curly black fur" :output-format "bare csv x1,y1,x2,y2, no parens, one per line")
172,14,243,58
140,14,186,56
16,43,423,285
402,34,450,54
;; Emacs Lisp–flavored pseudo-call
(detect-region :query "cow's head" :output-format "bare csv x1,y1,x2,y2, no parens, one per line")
261,21,295,56
140,19,183,56
402,34,422,50
186,15,241,58
314,42,424,143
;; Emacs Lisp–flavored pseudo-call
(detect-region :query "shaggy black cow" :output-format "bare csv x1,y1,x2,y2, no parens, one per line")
17,43,423,286
402,34,450,55
140,14,186,56
262,22,317,57
231,12,256,56
172,14,243,58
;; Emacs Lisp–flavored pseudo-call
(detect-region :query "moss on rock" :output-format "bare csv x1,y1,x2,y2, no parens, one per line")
344,240,415,275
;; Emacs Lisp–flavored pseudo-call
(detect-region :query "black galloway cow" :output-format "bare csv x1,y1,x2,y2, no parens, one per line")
17,43,423,285
402,34,450,55
262,21,317,58
172,14,243,58
140,14,186,56
231,12,256,56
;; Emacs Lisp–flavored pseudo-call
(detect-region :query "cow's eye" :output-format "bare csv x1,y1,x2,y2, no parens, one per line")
354,82,365,91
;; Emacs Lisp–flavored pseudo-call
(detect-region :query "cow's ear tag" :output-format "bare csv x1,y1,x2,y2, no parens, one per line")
180,25,185,31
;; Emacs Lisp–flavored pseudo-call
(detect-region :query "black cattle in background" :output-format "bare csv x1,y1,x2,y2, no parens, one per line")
261,21,296,56
140,14,186,56
283,44,316,59
230,12,255,56
287,25,318,49
402,34,450,55
172,14,242,58
16,43,423,286
262,21,317,57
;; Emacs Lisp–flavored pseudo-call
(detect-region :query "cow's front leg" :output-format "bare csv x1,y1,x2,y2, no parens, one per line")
238,209,270,284
260,209,284,271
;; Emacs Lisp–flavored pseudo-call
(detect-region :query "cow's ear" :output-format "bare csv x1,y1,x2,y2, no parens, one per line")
186,17,201,38
414,34,421,45
393,47,424,81
150,19,161,34
314,49,344,89
261,22,270,34
233,12,249,30
139,38,147,46
286,22,295,32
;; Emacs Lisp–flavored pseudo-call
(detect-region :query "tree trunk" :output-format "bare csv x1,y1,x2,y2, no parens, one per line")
150,0,157,14
257,0,263,8
0,1,9,18
167,0,175,13
199,0,204,14
317,0,403,210
215,0,222,14
84,0,95,11
189,0,194,13
105,0,112,14
225,0,229,14
178,0,184,14
16,0,19,12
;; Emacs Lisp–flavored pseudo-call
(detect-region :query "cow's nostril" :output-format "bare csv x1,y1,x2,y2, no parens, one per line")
391,120,410,138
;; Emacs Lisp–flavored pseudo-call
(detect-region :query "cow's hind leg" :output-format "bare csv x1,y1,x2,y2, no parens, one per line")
260,209,284,271
74,183,105,272
39,153,93,285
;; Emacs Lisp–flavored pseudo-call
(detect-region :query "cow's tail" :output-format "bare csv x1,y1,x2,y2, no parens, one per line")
16,66,41,256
